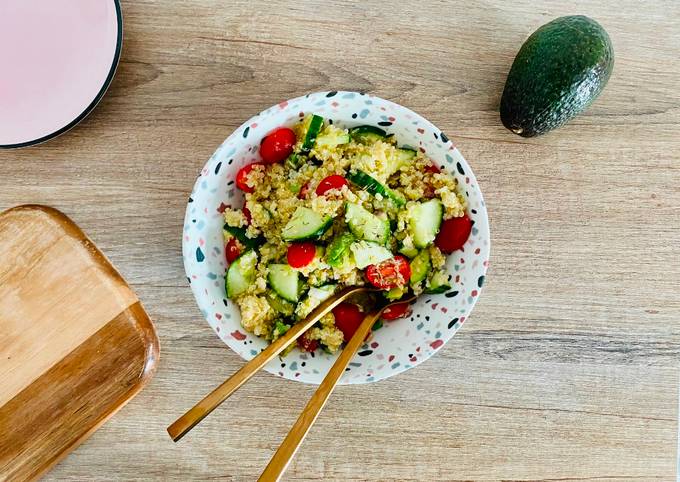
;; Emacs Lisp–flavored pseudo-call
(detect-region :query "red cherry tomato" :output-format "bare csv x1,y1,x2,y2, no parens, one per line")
260,127,296,164
287,242,316,268
225,238,242,264
236,163,261,193
242,203,252,224
298,182,310,199
435,214,472,254
316,175,348,196
425,163,441,173
297,332,319,353
332,303,365,342
365,255,411,290
381,302,411,321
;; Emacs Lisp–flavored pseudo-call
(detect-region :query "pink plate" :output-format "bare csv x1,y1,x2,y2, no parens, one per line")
0,0,122,148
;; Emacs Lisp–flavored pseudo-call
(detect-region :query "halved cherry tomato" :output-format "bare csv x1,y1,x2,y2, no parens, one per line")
236,163,261,193
425,163,441,173
298,182,310,199
242,203,252,224
260,127,296,164
435,214,472,254
316,175,348,196
381,302,411,321
297,332,318,352
365,255,411,290
225,238,242,264
287,242,316,268
332,303,365,342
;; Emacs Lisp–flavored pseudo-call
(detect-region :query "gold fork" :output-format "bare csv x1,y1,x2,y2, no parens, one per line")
167,285,378,442
258,293,416,481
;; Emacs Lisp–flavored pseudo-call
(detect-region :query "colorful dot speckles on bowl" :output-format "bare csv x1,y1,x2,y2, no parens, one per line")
183,91,490,385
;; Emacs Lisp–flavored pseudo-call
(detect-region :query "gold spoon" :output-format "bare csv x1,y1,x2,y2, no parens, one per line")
167,285,379,442
258,293,416,482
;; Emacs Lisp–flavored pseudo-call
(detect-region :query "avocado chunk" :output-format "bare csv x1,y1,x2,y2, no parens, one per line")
500,15,614,137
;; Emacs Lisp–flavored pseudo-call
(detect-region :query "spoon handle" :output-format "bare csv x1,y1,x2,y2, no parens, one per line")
258,309,382,482
167,286,365,442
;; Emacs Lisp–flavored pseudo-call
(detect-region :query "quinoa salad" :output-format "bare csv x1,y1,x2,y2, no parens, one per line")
222,114,472,355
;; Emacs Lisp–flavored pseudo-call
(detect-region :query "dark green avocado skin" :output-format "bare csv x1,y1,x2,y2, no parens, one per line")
500,15,614,137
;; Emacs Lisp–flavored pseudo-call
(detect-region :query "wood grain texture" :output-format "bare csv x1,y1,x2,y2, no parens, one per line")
0,0,678,480
261,308,386,481
0,206,139,407
0,206,159,481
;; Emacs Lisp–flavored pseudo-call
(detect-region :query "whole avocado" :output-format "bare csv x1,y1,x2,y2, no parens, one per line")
500,15,614,137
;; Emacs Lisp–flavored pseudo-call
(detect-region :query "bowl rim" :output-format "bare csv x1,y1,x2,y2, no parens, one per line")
183,90,490,384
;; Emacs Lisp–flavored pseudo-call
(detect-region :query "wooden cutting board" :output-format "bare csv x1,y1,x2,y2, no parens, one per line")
0,205,159,482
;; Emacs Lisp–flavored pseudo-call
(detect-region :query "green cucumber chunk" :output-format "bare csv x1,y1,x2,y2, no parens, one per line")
268,264,301,302
315,129,350,148
424,270,452,294
226,250,257,299
349,125,387,144
345,202,390,245
350,241,393,269
347,170,406,207
301,115,324,152
295,284,337,319
384,147,416,176
398,242,419,259
282,207,333,241
395,147,417,161
409,249,431,286
266,291,296,316
385,286,406,301
326,232,356,267
407,199,443,248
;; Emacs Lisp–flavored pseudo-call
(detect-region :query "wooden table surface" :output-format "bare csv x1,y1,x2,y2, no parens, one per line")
2,0,679,480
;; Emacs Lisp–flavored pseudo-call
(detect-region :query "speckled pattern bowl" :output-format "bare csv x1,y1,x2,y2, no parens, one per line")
183,91,490,384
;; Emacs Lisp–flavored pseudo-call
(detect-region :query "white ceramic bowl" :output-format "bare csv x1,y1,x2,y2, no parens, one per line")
183,91,490,384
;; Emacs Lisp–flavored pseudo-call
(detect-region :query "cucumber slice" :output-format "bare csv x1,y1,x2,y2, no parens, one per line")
268,264,301,302
345,203,390,245
398,242,419,259
223,225,265,250
300,114,324,153
385,286,406,301
424,270,452,294
282,207,333,241
315,130,350,148
409,249,431,286
350,241,393,269
349,125,387,144
309,284,336,301
326,232,355,267
295,284,336,319
266,291,295,316
347,170,406,207
226,250,257,298
382,147,416,177
395,147,417,161
407,199,443,248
